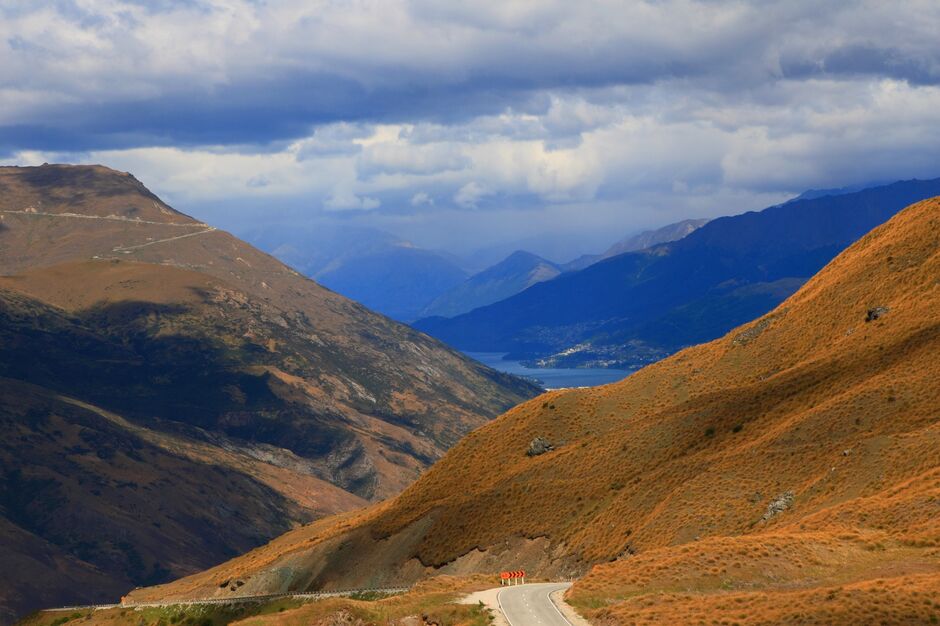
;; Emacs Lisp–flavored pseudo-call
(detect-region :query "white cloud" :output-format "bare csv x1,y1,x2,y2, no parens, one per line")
410,191,434,206
295,123,372,159
324,189,381,211
5,1,940,254
454,181,489,208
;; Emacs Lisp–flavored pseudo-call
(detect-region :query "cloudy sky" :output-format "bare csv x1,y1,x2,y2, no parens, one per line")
4,0,940,260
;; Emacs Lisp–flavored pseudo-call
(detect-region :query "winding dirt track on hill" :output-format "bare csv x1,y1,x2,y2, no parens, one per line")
110,226,217,252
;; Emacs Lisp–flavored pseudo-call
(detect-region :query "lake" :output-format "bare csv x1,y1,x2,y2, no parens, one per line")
465,352,634,390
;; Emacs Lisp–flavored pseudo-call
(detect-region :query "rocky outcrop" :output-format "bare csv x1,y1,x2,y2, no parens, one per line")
865,306,889,322
762,491,795,521
527,437,554,456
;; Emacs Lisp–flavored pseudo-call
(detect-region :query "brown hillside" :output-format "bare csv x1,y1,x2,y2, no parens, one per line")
0,164,195,224
129,197,939,621
0,164,538,499
0,165,538,622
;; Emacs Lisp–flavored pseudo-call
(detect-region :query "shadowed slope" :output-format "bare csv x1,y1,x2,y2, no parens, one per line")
0,165,539,500
0,375,322,625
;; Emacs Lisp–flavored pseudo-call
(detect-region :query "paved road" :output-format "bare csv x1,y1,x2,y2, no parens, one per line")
497,583,573,626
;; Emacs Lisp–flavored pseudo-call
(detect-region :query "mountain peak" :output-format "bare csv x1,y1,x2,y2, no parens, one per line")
419,249,560,319
504,249,546,262
561,217,710,272
0,163,196,225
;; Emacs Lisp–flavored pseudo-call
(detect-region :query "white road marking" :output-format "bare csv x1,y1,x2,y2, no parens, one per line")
497,583,573,626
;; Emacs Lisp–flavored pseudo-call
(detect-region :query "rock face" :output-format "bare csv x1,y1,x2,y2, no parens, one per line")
762,491,795,521
865,306,890,322
526,437,554,456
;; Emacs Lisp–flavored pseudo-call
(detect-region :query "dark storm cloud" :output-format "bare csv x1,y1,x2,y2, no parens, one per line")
1,67,571,152
0,0,793,152
781,44,940,86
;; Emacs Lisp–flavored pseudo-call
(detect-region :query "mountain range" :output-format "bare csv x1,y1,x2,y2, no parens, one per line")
125,195,940,624
561,218,710,272
246,218,710,324
0,164,538,623
418,219,712,321
415,178,940,368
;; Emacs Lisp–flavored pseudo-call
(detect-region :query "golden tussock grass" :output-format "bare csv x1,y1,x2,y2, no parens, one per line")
135,198,940,621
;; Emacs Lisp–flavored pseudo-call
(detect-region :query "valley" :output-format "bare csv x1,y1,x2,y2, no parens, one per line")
7,3,940,625
464,352,632,390
105,195,939,623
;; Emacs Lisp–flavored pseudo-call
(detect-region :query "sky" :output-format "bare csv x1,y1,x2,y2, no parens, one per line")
4,0,940,262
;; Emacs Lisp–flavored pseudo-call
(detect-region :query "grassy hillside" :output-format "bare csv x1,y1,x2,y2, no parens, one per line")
130,197,939,623
21,577,496,626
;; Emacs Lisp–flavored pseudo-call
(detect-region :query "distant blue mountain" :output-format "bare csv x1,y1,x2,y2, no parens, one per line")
237,224,469,322
785,180,891,203
561,218,710,272
316,245,468,321
421,250,561,319
414,178,940,368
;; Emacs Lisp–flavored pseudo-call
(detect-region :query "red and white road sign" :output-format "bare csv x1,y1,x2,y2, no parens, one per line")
499,570,526,584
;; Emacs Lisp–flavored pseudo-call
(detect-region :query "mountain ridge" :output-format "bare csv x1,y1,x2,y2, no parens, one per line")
415,177,940,369
420,250,561,319
562,217,710,272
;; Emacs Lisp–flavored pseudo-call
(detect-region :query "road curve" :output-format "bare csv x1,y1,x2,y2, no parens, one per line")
497,582,573,626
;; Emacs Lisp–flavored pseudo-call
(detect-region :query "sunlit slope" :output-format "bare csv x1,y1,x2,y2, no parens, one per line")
131,197,939,604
